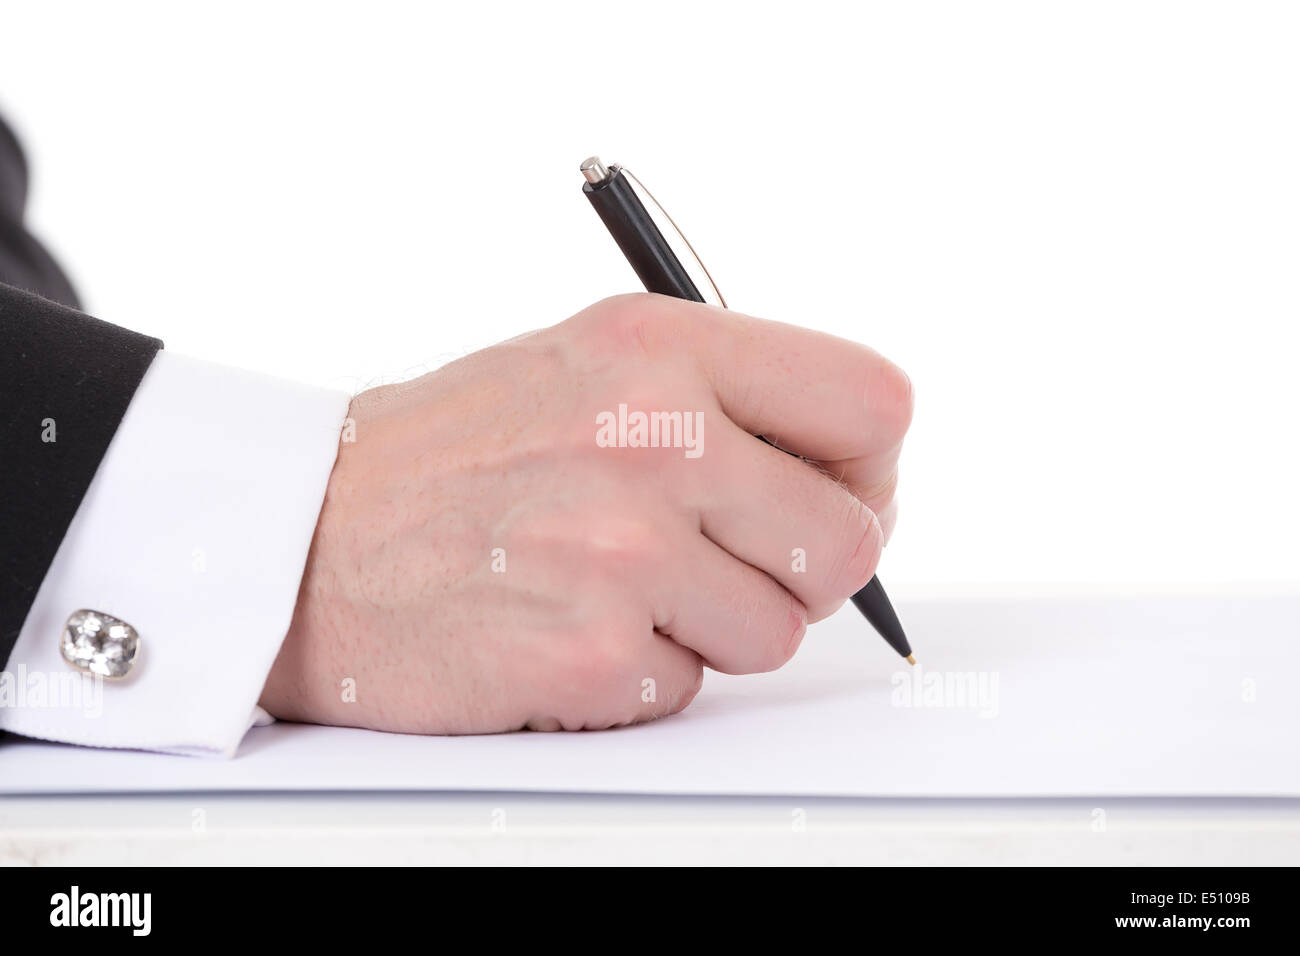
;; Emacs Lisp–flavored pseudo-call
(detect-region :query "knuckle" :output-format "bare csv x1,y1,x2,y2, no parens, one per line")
853,468,899,513
508,509,666,580
724,584,808,674
760,593,808,672
575,293,677,359
778,596,809,667
588,517,667,577
829,497,883,596
663,662,705,715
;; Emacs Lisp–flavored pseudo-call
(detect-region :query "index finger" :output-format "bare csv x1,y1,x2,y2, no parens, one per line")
657,297,914,464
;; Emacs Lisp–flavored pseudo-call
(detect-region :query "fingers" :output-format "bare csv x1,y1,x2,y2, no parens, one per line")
819,442,904,538
696,419,885,622
631,633,707,723
609,295,914,463
548,294,911,697
649,528,808,675
565,295,910,520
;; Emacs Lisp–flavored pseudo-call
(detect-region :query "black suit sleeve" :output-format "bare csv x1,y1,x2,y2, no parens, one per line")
0,117,162,665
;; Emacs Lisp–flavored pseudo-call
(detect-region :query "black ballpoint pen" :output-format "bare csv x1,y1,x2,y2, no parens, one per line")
579,156,915,665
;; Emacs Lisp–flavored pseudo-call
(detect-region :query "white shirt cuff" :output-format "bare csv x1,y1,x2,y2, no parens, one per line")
0,351,350,757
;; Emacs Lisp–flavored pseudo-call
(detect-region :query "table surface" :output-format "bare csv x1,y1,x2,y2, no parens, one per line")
3,794,1297,865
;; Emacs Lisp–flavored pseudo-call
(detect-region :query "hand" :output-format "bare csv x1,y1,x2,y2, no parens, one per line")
259,294,913,733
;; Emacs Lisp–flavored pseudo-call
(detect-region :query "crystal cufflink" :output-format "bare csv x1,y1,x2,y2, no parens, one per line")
60,609,140,679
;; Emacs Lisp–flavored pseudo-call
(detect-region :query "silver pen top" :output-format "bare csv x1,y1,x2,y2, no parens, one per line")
578,153,727,309
579,155,611,185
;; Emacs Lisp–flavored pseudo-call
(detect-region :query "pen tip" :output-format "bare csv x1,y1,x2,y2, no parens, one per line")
906,654,916,666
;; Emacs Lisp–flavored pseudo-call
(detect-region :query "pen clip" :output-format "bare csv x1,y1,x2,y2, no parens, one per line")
615,165,728,309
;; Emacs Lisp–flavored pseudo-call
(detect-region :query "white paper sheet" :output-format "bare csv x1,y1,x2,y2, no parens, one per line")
3,596,1297,797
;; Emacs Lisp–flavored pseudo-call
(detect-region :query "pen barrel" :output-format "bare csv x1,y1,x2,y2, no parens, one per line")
583,170,705,303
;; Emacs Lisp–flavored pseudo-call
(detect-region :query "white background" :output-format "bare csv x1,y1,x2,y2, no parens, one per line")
3,0,1297,599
